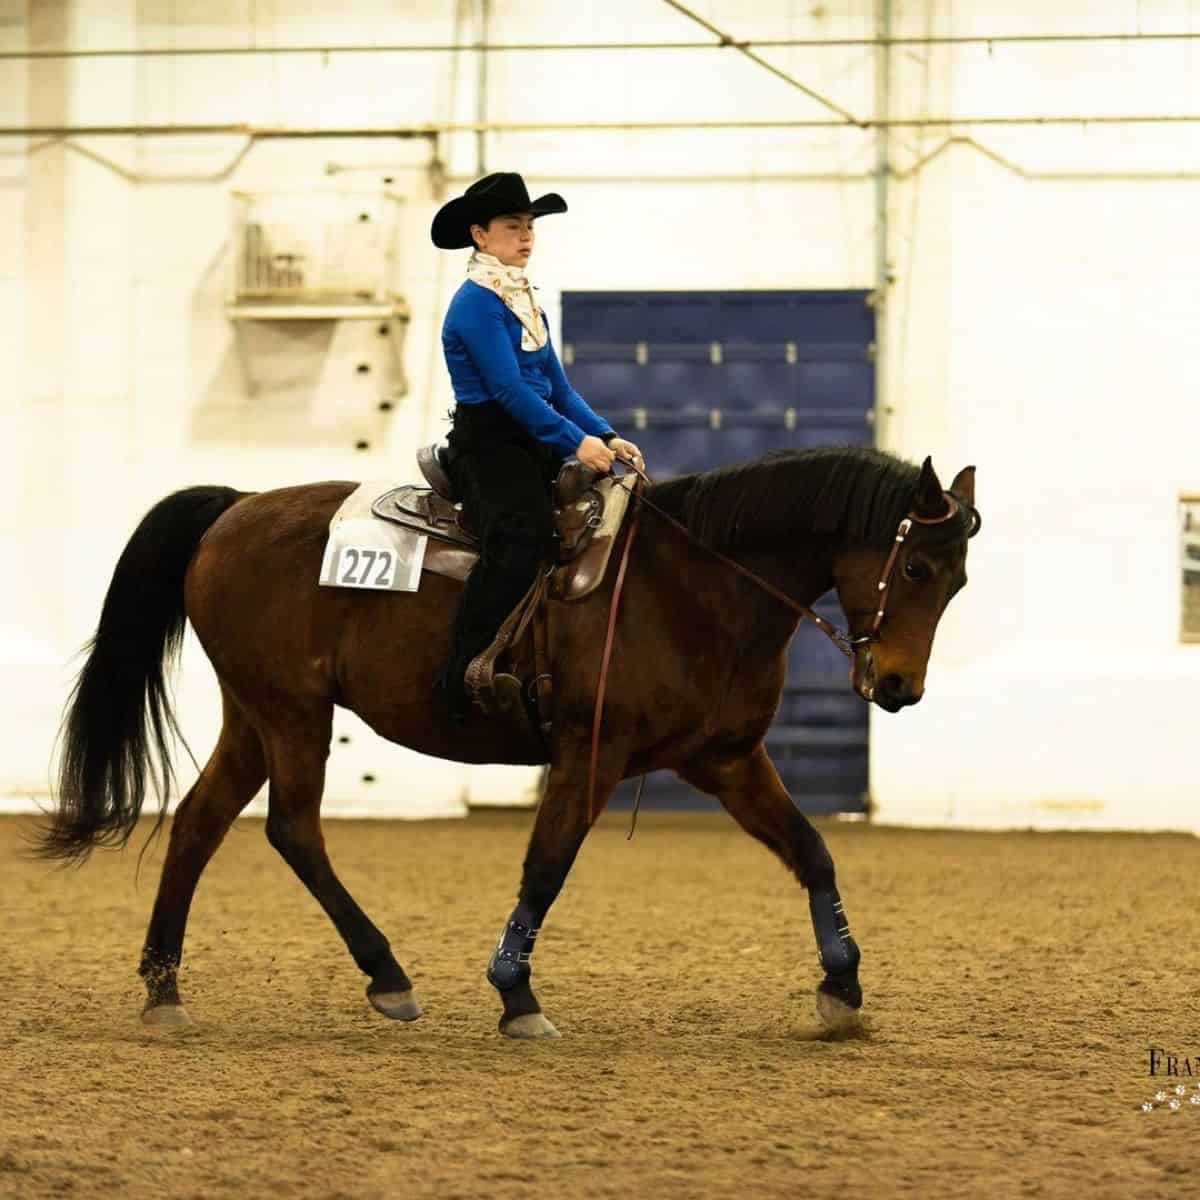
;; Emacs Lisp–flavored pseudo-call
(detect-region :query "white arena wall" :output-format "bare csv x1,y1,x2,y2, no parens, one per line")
2,1,1197,833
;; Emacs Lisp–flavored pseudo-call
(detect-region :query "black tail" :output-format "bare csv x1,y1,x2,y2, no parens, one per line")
38,486,245,863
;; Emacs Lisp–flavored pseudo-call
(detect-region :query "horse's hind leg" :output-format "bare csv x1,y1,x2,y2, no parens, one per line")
679,744,863,1032
261,716,420,1021
139,690,267,1028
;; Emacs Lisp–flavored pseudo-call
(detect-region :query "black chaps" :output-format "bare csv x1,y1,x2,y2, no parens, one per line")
437,402,564,717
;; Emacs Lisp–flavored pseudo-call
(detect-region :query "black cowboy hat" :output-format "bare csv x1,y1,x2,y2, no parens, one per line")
430,172,567,250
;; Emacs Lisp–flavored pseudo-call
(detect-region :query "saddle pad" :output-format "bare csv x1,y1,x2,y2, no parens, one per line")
320,481,427,592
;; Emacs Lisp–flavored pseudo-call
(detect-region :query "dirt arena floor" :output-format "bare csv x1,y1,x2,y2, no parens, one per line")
2,808,1197,1199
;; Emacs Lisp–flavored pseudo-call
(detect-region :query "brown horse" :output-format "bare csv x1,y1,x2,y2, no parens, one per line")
39,446,978,1038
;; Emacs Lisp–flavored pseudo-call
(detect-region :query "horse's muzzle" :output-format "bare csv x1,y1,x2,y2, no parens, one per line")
873,673,922,712
851,648,922,712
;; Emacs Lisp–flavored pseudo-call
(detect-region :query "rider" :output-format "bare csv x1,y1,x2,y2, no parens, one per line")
430,171,642,723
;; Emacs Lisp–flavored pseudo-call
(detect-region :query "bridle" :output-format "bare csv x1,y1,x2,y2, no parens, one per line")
615,458,972,662
586,456,978,822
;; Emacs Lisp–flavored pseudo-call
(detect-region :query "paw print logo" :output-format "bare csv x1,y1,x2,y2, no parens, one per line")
1141,1082,1200,1113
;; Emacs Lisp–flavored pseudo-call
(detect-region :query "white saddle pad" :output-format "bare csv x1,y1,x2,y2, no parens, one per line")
319,480,427,593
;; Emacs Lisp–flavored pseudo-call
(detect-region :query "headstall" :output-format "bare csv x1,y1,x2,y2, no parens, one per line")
612,458,974,662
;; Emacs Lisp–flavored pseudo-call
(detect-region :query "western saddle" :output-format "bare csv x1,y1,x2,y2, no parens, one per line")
413,441,606,559
368,442,636,743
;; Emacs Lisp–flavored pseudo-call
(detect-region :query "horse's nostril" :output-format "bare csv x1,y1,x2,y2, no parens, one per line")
876,673,923,709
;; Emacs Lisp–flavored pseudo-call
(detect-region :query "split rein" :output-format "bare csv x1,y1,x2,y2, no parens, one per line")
585,457,966,828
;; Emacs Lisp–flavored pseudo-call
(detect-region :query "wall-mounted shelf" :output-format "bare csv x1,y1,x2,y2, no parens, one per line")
227,299,409,322
225,190,410,398
226,297,411,397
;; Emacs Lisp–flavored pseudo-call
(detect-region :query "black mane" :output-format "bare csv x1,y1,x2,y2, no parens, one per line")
646,446,963,551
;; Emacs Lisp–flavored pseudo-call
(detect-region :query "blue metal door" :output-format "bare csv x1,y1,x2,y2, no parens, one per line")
562,290,875,813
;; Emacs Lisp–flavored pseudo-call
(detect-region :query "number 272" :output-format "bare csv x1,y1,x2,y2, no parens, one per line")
339,548,396,587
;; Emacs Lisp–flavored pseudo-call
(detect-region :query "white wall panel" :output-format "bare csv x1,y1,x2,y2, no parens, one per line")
873,0,1200,833
5,1,1200,830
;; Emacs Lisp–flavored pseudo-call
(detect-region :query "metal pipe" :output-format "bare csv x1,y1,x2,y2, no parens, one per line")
474,21,488,177
14,130,435,185
873,0,892,438
0,125,441,138
5,32,1200,59
891,134,1200,182
329,165,880,182
7,115,1200,137
660,0,863,126
455,159,1200,183
34,131,1200,187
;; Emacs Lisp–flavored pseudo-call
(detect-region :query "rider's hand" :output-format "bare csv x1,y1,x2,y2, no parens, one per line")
608,437,644,467
577,435,615,473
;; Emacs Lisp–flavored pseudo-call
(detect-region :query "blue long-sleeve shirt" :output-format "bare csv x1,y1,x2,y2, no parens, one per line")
441,279,614,456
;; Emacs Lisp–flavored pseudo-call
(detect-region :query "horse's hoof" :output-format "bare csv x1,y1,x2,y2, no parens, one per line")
368,988,423,1021
141,1003,193,1031
500,1012,560,1040
815,987,861,1031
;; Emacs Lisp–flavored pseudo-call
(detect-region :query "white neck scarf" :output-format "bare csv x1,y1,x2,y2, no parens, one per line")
466,250,548,351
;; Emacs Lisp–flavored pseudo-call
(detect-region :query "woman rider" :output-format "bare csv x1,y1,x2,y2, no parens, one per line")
431,172,642,723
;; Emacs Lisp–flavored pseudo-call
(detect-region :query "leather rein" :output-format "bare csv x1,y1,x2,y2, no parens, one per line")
586,457,966,823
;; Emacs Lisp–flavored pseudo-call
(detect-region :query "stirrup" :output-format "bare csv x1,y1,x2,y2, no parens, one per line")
491,673,539,742
464,656,539,743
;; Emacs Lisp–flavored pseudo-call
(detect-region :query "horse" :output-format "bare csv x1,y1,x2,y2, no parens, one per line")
38,446,979,1039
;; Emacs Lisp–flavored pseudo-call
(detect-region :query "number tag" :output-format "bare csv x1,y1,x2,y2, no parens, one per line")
319,514,427,593
336,546,398,590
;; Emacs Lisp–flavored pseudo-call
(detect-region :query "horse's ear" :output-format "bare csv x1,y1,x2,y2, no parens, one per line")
950,464,976,506
913,456,949,519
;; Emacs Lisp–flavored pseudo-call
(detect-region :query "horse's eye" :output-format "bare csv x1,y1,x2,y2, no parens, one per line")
903,558,932,582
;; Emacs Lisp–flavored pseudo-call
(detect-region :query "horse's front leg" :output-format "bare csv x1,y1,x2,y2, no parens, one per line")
679,744,863,1030
487,751,621,1039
